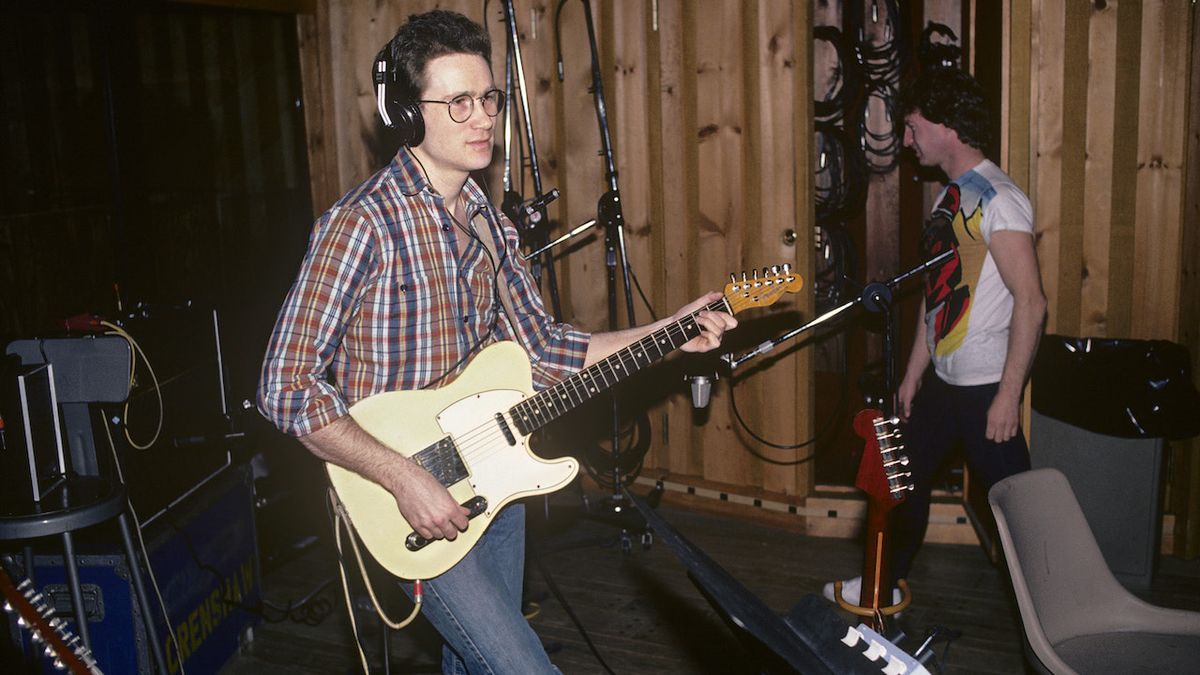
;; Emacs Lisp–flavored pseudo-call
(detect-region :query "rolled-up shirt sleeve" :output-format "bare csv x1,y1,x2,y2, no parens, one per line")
258,207,377,436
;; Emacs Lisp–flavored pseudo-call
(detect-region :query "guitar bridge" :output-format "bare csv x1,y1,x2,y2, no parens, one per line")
412,437,470,488
404,496,489,552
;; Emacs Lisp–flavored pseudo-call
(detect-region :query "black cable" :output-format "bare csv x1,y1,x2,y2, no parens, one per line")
725,330,853,463
815,121,869,226
530,544,617,675
919,22,962,71
847,0,906,175
410,151,509,392
814,223,859,313
813,25,861,125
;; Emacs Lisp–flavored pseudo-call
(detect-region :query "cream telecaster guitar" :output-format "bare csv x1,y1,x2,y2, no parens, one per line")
329,265,803,580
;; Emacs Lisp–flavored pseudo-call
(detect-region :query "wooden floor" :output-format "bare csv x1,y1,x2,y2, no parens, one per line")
221,490,1200,675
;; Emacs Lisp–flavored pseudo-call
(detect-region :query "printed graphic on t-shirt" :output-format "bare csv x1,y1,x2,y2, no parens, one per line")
922,183,987,357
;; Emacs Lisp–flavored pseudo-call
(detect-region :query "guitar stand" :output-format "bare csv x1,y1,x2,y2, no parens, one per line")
578,480,663,555
832,578,913,619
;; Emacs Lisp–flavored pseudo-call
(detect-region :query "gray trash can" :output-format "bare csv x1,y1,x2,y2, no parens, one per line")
1029,335,1200,589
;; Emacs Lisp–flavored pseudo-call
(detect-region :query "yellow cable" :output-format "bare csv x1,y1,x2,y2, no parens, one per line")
103,419,188,674
328,489,422,674
100,321,163,450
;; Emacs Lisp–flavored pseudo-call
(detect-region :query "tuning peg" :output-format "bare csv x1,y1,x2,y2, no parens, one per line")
741,271,748,281
783,262,792,273
729,273,736,284
771,264,780,274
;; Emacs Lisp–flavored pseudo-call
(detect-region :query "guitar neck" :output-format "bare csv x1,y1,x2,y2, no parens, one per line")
0,568,102,675
509,299,729,436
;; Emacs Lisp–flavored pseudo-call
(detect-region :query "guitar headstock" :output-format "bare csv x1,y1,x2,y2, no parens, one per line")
852,409,913,505
723,264,804,314
871,416,914,501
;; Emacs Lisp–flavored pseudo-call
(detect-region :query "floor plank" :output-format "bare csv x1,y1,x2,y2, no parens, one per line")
220,492,1200,675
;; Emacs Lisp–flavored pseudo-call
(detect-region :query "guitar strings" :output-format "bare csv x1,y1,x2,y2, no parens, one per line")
450,307,722,467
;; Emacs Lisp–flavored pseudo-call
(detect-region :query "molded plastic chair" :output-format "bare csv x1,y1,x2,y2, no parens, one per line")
988,468,1200,674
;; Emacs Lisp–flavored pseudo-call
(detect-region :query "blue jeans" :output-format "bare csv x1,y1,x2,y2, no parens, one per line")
402,503,557,675
890,372,1031,579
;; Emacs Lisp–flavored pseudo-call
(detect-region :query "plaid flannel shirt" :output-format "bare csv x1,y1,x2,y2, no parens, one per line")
258,147,590,437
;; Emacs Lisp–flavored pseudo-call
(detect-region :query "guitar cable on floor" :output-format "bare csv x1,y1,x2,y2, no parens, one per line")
329,489,423,675
529,543,617,675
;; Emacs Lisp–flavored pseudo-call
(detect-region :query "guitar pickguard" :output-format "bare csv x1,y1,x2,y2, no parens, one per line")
329,341,580,580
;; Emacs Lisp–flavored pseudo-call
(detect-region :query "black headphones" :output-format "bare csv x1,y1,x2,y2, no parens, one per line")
373,46,425,147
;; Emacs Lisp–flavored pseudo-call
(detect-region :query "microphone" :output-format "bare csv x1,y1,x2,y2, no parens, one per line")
685,373,717,409
518,188,560,225
522,218,598,260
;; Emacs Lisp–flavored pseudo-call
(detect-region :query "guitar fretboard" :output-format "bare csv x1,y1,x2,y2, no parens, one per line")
508,299,729,436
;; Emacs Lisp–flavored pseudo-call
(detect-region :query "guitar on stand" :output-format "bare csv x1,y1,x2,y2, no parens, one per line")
832,410,914,630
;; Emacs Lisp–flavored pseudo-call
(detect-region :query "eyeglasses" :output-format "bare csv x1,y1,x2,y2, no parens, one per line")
418,89,506,123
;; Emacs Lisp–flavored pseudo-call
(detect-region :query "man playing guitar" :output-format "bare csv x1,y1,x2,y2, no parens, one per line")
257,10,735,673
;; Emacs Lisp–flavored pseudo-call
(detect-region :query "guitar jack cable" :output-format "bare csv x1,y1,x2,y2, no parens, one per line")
329,489,423,675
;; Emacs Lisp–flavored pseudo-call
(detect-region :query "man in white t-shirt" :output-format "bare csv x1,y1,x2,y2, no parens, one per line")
826,67,1047,608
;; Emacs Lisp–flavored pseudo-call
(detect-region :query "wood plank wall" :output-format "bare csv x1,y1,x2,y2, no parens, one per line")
296,0,1200,545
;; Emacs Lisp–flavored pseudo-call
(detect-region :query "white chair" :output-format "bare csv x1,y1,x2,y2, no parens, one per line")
988,468,1200,674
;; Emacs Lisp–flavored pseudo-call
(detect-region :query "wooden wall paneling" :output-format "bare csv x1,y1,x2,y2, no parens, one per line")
608,1,654,330
1004,0,1036,435
554,0,607,332
1032,0,1062,335
737,1,767,496
295,3,337,215
694,0,747,487
642,0,673,474
1132,1,1189,341
1104,0,1142,338
746,1,812,497
1080,2,1117,337
1005,0,1033,189
607,0,669,483
792,0,816,499
1177,2,1200,559
1052,0,1089,337
652,0,703,477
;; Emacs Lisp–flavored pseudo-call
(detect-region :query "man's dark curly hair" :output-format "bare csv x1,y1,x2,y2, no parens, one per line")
378,10,492,103
899,68,992,152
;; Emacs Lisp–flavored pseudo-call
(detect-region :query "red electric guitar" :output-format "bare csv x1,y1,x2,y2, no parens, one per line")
833,409,914,628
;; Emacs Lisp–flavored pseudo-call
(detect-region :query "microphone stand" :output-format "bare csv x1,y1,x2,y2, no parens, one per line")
500,0,564,317
556,0,655,545
723,250,953,419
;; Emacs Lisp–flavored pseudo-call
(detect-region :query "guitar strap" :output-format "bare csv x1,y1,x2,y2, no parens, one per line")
471,208,521,337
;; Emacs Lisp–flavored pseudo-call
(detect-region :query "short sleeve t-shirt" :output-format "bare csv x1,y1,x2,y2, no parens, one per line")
921,159,1034,386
